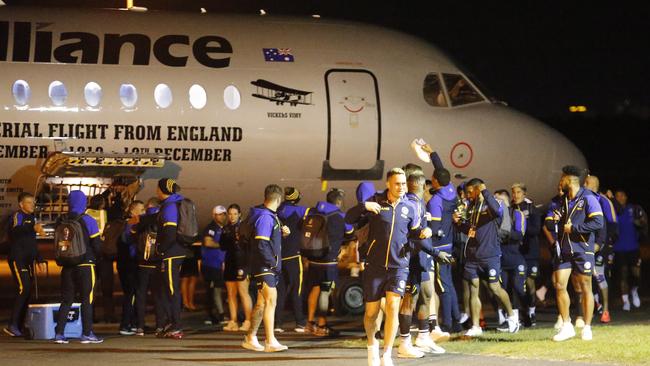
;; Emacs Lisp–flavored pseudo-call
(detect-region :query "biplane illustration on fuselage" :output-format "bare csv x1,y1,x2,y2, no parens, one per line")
251,79,313,106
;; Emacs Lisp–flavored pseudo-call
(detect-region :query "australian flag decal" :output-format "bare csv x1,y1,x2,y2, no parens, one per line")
263,48,295,62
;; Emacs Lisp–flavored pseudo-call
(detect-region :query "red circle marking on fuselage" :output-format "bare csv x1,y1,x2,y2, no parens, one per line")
450,142,473,169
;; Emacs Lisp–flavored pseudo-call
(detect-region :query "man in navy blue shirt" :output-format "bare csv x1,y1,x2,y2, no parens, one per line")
346,168,432,366
202,205,227,327
422,145,461,336
156,178,187,339
275,187,309,333
305,189,352,336
242,184,290,353
549,166,604,342
584,175,618,322
54,190,103,344
4,192,46,337
454,179,519,337
612,189,646,311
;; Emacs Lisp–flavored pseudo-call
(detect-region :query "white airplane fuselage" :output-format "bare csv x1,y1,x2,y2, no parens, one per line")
0,7,586,226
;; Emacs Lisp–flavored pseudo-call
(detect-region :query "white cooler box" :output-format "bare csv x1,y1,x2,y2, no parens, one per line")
24,303,83,340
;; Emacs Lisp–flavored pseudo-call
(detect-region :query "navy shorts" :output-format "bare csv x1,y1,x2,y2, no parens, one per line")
224,261,248,282
464,257,501,283
362,264,409,302
253,270,280,289
307,263,338,291
525,259,539,278
553,250,595,276
405,269,431,295
202,265,224,287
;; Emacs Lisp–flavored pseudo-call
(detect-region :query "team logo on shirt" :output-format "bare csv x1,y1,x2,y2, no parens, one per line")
584,262,592,270
577,200,585,208
208,230,215,236
398,280,406,289
401,207,409,216
489,269,497,277
518,264,525,272
532,266,538,273
237,269,244,276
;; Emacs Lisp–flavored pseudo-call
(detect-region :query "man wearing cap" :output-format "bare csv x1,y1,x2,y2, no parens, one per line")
156,178,186,339
202,206,227,327
274,187,308,333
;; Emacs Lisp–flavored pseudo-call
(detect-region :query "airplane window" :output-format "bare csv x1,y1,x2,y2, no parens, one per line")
223,85,241,110
189,84,207,109
48,81,68,106
84,82,102,107
154,83,173,109
443,74,484,106
423,73,448,107
119,83,138,108
12,80,31,106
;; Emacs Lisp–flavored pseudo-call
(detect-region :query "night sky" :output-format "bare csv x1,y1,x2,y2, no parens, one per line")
4,1,649,208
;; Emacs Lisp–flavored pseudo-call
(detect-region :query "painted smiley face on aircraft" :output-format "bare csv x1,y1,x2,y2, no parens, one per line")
340,95,371,113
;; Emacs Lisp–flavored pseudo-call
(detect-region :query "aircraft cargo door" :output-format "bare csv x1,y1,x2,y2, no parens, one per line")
322,69,384,180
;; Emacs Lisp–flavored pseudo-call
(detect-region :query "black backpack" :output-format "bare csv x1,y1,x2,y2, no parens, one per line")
137,221,161,262
102,219,125,259
54,214,87,266
175,198,199,247
238,213,255,251
300,211,337,260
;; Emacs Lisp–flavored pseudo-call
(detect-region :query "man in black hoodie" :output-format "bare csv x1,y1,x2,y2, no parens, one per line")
54,190,103,344
155,178,187,339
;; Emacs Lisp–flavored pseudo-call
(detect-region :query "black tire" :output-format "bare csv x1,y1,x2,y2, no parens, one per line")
336,277,365,315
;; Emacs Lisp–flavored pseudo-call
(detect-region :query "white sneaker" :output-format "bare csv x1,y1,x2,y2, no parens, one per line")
497,308,506,325
415,335,445,354
507,315,520,333
241,336,264,351
239,320,251,332
631,288,641,308
430,326,450,342
575,318,585,329
554,315,564,331
397,336,424,358
553,323,576,342
581,325,593,341
368,344,380,366
380,353,394,366
274,328,285,333
623,301,631,311
458,313,469,324
264,341,288,352
224,321,239,332
465,326,483,337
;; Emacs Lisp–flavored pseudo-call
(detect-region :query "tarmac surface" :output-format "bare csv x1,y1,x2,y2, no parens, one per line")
0,311,606,366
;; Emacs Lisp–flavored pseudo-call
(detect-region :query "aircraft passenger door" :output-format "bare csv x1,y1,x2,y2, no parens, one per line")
322,69,384,180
